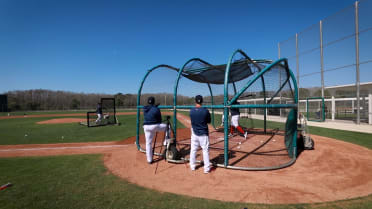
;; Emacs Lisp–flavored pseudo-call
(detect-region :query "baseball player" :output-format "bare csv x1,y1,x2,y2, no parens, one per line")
95,103,103,123
189,95,211,174
143,96,168,164
229,101,248,139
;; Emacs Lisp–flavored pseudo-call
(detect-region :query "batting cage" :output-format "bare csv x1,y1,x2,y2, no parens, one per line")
81,98,118,127
136,49,298,171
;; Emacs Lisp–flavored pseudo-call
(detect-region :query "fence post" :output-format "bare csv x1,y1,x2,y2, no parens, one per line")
254,100,257,115
320,20,325,98
278,42,282,118
296,33,300,119
369,94,372,125
355,1,360,124
332,96,335,121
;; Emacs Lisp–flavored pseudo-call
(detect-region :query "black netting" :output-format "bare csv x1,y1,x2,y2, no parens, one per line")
181,58,262,84
86,98,117,127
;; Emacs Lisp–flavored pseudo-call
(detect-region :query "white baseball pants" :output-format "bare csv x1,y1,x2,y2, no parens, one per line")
95,114,103,123
190,129,210,173
143,123,167,163
231,115,240,127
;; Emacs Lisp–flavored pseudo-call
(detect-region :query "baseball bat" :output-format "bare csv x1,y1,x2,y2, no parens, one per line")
0,183,12,191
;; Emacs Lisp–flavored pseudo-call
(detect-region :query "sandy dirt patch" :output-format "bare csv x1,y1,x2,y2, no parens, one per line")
36,118,86,124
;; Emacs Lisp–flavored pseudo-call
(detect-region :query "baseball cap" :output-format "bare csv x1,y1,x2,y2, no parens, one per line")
148,96,155,105
195,95,203,104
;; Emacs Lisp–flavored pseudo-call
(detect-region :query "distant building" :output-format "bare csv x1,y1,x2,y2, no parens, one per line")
325,82,372,98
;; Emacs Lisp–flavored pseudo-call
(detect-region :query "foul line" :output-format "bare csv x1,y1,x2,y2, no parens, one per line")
0,144,131,152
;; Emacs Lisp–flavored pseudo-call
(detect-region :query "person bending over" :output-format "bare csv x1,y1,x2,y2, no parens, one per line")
189,95,211,174
229,101,248,139
95,103,103,123
143,96,167,164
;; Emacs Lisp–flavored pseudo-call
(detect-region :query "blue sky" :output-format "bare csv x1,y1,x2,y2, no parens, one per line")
0,0,357,94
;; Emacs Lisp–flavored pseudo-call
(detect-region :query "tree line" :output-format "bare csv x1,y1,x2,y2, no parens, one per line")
4,89,197,111
5,89,114,111
6,88,321,112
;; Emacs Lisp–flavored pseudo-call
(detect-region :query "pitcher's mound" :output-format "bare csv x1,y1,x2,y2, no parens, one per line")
104,133,372,204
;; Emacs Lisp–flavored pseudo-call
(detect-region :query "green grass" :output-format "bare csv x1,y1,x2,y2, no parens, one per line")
0,115,185,145
0,155,371,209
307,126,372,149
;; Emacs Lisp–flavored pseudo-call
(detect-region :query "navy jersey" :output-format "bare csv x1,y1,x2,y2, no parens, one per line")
143,105,162,125
96,104,103,114
230,101,240,116
190,107,211,136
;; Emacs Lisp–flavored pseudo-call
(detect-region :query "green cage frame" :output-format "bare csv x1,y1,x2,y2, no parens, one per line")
306,97,325,122
136,49,299,171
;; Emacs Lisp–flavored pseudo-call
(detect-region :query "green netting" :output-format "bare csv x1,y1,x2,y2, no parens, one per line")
285,109,297,158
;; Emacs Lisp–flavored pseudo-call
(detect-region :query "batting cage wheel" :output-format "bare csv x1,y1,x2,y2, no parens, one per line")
166,142,179,161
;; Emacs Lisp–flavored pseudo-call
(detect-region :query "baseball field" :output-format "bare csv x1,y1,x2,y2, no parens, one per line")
0,110,372,209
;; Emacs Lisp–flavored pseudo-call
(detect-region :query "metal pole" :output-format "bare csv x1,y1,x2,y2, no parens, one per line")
355,1,360,124
296,33,300,119
332,96,335,121
320,20,325,98
369,94,372,125
278,42,282,118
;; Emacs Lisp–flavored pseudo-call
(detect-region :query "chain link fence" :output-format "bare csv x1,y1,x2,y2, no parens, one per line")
279,0,372,124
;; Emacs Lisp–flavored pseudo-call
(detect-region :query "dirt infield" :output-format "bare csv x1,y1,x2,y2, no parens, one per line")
105,132,372,204
0,112,372,204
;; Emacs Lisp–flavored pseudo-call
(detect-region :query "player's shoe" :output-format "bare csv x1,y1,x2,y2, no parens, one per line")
244,132,248,140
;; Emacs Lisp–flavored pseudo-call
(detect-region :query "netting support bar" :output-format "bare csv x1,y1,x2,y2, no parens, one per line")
136,64,179,151
207,83,215,128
